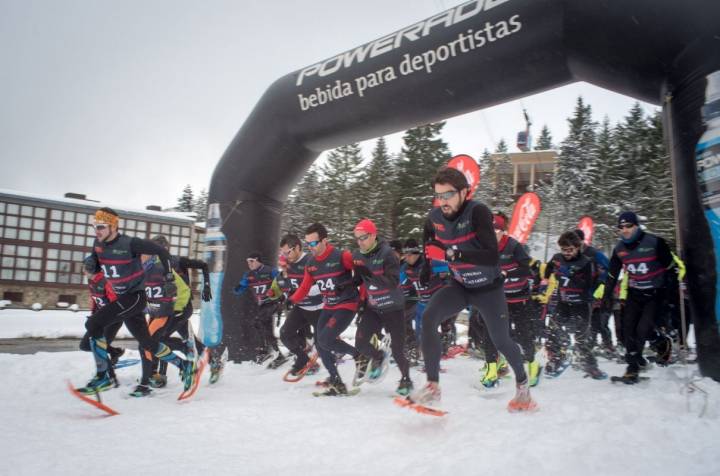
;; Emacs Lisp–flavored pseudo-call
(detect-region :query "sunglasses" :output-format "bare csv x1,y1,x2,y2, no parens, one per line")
433,190,458,201
617,224,635,230
402,248,421,255
305,240,320,248
355,233,371,242
93,224,109,231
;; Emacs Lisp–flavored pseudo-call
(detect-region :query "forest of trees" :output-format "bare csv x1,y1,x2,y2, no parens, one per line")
180,97,675,254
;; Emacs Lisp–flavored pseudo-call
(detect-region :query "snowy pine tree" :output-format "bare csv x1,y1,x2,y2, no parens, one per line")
282,164,325,236
359,137,396,239
535,125,554,150
177,185,195,212
489,139,515,214
640,110,675,241
553,96,598,232
193,189,208,222
320,143,365,248
396,122,451,240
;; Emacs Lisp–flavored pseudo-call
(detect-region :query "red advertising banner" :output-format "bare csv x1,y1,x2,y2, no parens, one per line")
577,215,594,246
508,192,541,244
434,154,481,207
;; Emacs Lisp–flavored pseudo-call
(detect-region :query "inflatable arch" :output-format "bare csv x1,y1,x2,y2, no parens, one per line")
207,0,720,379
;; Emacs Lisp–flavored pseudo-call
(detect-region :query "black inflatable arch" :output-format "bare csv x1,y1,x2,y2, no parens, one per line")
209,0,720,378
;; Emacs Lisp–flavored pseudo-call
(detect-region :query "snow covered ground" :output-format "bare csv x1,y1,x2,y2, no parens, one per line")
2,310,719,476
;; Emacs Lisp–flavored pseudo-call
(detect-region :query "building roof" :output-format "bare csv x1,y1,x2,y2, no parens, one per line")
0,188,196,224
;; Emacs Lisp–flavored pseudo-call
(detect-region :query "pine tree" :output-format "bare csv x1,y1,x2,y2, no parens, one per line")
613,102,652,214
177,185,194,212
586,116,622,251
193,189,208,222
553,96,598,232
360,137,396,239
641,110,675,242
282,164,325,237
474,148,493,205
396,122,451,240
535,125,554,150
489,139,515,214
320,143,365,248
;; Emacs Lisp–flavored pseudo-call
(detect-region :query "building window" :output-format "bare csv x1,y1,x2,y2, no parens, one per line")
34,207,46,218
3,291,23,302
7,203,19,215
58,294,77,304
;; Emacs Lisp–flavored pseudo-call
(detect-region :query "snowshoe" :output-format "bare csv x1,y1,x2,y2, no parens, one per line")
507,380,538,412
410,382,441,406
352,355,370,387
149,372,167,389
267,352,290,369
544,359,570,378
209,347,228,384
312,377,357,396
480,362,499,388
129,384,152,398
583,367,608,380
396,376,414,396
77,372,116,395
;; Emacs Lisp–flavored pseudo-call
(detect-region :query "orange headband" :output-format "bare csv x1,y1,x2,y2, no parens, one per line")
94,210,119,227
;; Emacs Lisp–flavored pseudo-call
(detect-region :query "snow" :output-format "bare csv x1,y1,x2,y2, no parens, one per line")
1,310,719,476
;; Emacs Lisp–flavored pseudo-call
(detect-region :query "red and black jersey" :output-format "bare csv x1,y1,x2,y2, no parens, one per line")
94,235,145,295
613,233,667,290
277,253,323,309
546,253,595,304
291,245,359,311
352,241,404,312
498,235,532,303
427,200,502,289
402,256,447,304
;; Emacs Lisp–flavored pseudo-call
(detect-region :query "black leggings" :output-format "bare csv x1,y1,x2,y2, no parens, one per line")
280,306,320,365
623,289,662,365
316,308,357,380
422,281,526,383
355,307,409,379
80,320,123,352
591,308,613,347
547,302,597,368
480,300,536,363
254,303,280,353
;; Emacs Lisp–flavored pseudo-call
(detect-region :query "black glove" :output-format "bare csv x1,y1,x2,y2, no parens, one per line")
202,283,212,302
600,295,613,312
445,245,462,262
163,273,177,299
354,264,373,279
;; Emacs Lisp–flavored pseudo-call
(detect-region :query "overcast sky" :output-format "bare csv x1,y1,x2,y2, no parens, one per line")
0,0,659,210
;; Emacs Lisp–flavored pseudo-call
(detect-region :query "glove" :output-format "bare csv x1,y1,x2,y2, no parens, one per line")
202,283,212,302
445,245,461,262
354,263,373,279
600,296,613,312
233,285,243,296
163,274,177,299
425,240,446,262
